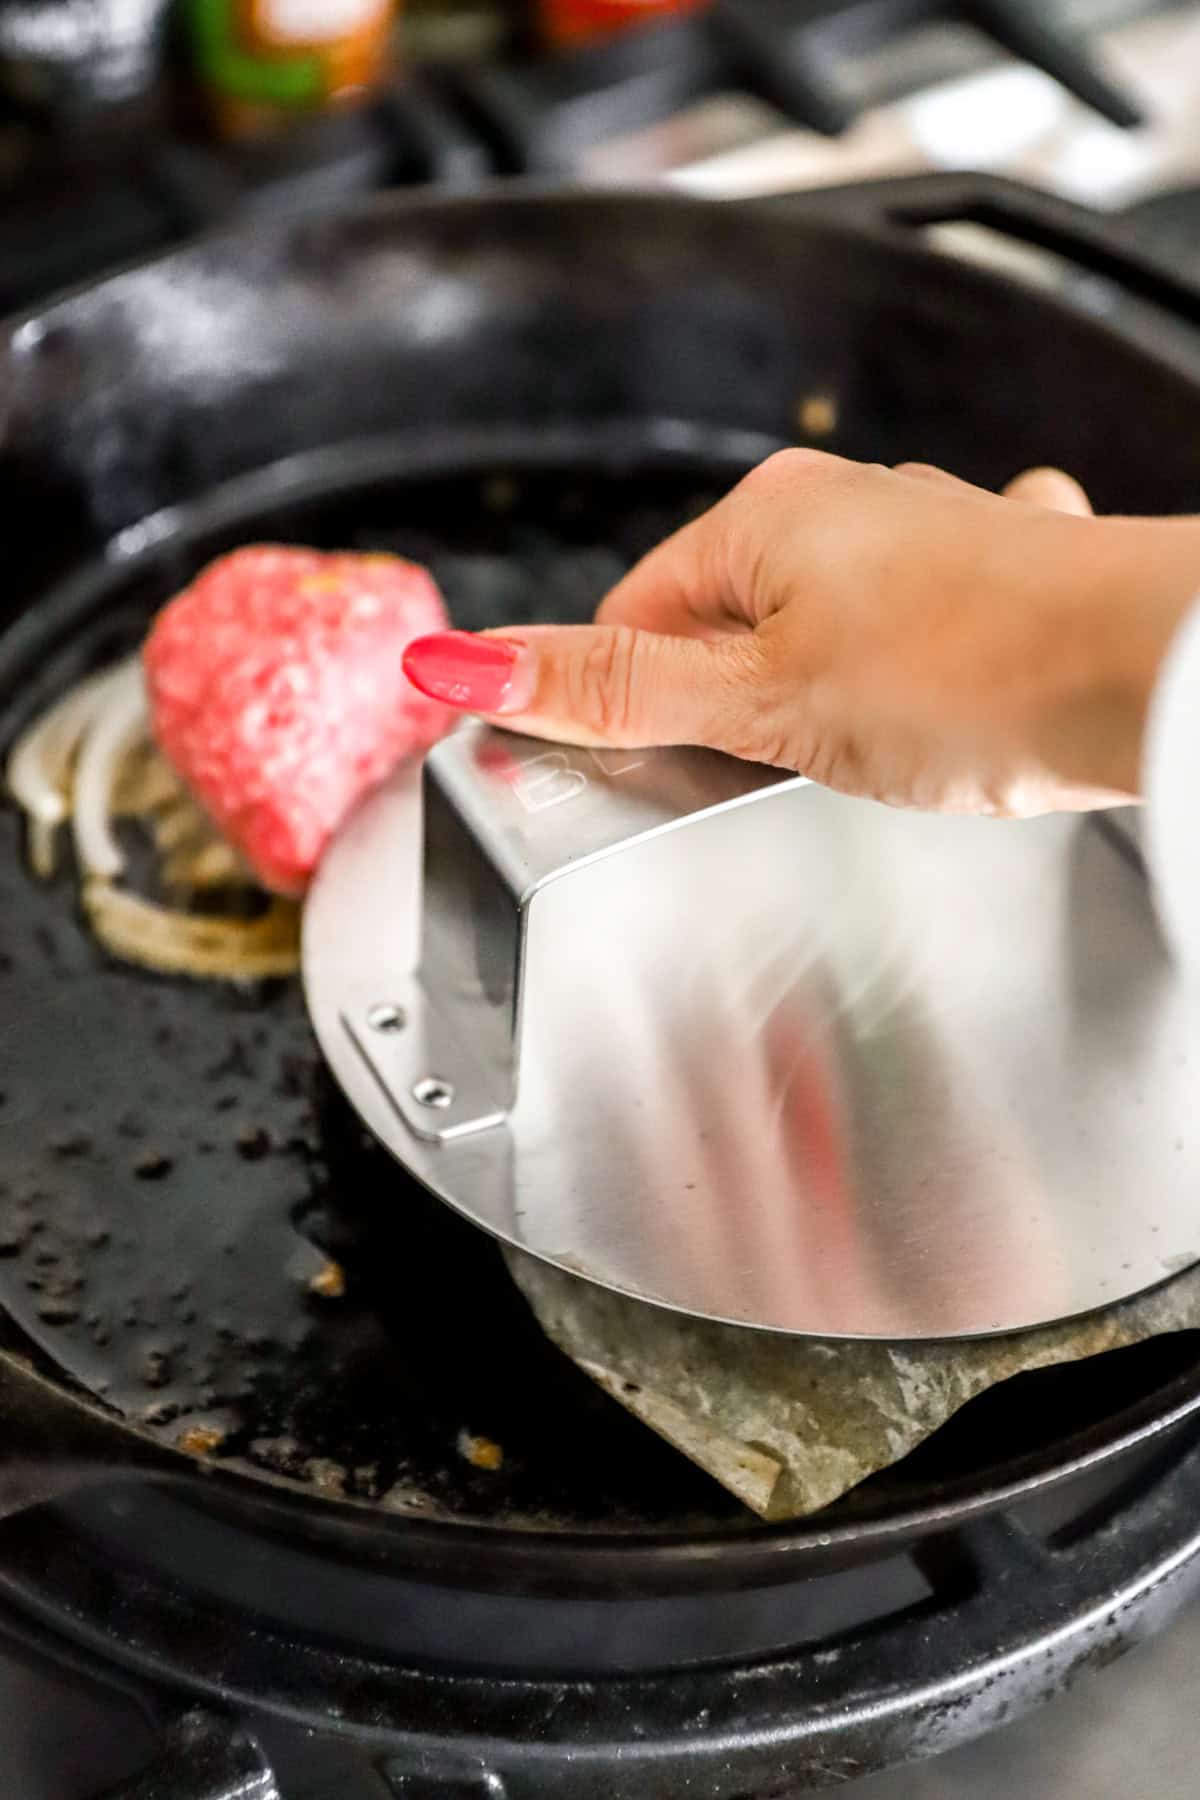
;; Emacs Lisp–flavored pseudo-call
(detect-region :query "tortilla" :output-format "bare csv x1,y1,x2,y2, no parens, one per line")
506,1249,1200,1520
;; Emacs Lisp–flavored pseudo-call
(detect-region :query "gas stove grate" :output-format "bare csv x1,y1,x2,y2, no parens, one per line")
444,0,1145,174
0,0,1158,315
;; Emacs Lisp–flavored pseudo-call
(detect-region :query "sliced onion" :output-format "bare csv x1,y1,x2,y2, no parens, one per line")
161,839,246,891
6,660,138,878
16,657,301,982
83,879,300,981
112,739,179,818
71,661,150,881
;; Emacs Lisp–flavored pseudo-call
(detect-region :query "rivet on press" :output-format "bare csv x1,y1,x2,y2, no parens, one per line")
412,1077,455,1111
367,1003,406,1034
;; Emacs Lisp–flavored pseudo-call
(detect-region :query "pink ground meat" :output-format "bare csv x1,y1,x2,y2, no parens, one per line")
143,545,449,894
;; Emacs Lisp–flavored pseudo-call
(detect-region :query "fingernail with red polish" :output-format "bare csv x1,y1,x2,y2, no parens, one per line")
402,632,532,714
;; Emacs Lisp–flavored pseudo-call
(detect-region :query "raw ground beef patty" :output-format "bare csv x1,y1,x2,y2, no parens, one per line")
143,546,449,893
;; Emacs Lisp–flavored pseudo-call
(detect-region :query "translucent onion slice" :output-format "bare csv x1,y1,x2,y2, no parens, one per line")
112,738,179,818
15,658,301,981
6,660,137,878
160,839,246,892
71,661,150,881
83,879,301,981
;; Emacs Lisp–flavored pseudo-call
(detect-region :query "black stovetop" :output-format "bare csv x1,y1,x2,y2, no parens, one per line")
11,1587,1200,1800
3,5,1200,1798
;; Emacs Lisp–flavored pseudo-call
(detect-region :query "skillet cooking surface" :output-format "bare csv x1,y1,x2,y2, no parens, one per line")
2,442,1200,1535
0,449,772,1532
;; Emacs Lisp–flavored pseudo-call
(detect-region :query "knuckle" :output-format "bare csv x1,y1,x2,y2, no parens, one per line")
1013,464,1066,483
741,446,835,495
571,626,640,741
735,449,868,530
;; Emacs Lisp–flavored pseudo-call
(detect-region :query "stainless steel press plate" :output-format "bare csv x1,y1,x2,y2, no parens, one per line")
302,726,1200,1340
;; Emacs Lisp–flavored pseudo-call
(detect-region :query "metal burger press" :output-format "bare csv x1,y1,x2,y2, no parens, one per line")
302,724,1200,1341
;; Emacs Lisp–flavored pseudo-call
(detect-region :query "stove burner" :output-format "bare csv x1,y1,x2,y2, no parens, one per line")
0,81,1198,1788
3,1409,1200,1796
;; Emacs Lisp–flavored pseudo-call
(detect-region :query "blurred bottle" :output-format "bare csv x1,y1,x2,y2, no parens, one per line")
185,0,399,140
538,0,707,50
0,0,173,121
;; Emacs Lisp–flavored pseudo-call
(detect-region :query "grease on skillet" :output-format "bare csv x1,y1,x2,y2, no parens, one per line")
0,461,762,1534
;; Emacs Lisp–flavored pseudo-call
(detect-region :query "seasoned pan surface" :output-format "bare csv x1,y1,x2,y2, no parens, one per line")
1,186,1200,1554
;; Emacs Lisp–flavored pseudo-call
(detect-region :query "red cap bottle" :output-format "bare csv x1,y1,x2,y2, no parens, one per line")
540,0,708,51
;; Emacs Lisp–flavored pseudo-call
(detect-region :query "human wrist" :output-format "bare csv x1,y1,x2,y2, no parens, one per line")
1032,516,1200,797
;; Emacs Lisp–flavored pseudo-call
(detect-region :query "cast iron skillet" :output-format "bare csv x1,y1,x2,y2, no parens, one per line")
1,173,1200,1608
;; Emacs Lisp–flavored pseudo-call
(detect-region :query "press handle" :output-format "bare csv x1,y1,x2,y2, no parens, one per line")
343,723,802,1145
425,722,793,894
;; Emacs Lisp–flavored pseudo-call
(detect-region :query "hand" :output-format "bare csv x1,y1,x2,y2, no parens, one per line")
402,453,1200,815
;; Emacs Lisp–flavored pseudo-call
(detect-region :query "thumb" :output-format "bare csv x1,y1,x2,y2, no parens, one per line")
1002,466,1093,516
402,624,762,752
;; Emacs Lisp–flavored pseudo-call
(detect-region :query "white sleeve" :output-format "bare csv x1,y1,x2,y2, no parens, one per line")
1144,600,1200,973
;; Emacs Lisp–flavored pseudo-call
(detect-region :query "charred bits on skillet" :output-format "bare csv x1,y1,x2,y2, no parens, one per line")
0,464,756,1533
